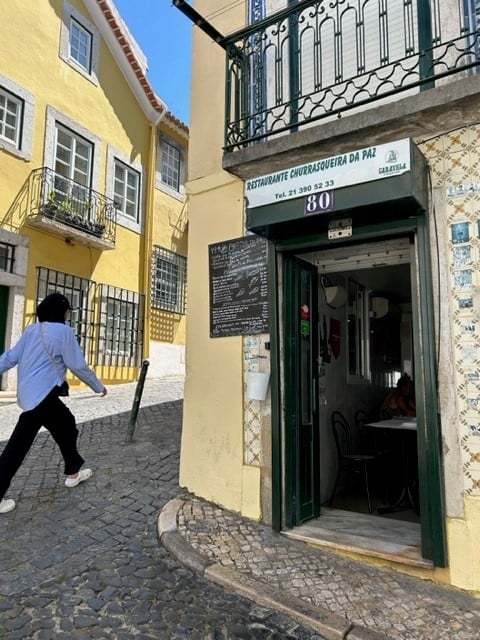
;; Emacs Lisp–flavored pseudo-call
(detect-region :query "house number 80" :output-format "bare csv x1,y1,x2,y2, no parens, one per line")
305,190,334,215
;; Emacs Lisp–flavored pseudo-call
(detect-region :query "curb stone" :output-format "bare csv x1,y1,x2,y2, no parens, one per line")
157,499,396,640
161,530,213,576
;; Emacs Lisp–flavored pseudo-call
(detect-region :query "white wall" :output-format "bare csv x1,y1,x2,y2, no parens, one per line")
148,342,185,378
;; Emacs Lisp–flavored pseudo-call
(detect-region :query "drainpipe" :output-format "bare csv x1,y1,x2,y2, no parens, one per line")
143,106,168,361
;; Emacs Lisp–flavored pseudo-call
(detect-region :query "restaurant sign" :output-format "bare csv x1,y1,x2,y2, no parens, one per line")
245,139,411,209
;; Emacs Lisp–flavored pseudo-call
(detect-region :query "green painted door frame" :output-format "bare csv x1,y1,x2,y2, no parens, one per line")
282,255,320,527
268,217,447,566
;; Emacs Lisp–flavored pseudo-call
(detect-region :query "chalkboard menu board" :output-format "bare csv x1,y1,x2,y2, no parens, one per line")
209,236,269,337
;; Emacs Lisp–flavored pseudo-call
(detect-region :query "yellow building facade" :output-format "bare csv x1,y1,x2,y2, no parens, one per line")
181,0,480,592
0,0,188,388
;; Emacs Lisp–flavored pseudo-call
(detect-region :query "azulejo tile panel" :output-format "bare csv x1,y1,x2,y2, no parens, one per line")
243,334,270,467
421,124,480,495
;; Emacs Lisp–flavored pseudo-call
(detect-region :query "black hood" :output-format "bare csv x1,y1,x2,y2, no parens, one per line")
36,293,72,323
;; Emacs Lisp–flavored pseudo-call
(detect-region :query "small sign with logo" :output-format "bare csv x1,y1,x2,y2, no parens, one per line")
304,190,334,215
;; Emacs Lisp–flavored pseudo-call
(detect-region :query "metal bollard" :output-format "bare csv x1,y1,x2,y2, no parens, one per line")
125,359,149,443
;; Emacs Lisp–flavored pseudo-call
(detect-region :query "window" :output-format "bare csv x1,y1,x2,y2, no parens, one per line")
161,140,181,191
54,124,93,202
60,2,99,83
69,18,92,72
0,88,23,147
347,278,369,382
152,247,187,314
44,107,101,200
156,134,186,197
106,146,143,231
0,74,34,160
114,161,140,219
0,243,15,273
36,267,94,359
97,285,144,366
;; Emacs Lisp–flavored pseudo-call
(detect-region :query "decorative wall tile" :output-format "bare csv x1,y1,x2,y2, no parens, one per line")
243,333,270,467
422,126,480,495
450,221,470,244
452,246,472,267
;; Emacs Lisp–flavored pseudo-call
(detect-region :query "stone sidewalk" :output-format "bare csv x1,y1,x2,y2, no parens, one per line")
0,374,185,441
2,383,323,639
158,499,480,640
2,375,480,638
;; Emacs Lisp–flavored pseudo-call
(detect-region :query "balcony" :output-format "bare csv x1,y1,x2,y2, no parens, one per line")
223,0,480,177
26,167,117,249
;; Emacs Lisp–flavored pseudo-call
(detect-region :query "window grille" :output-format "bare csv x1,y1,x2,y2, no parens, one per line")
96,285,144,367
36,267,95,361
152,246,187,314
70,18,92,72
161,140,181,191
0,243,15,273
0,87,23,147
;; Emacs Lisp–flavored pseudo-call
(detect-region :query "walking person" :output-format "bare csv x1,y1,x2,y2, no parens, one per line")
0,293,107,514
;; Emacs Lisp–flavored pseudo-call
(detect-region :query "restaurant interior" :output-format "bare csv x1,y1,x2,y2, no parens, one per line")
287,238,424,561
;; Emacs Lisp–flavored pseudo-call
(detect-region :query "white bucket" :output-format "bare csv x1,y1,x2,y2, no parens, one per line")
247,371,270,401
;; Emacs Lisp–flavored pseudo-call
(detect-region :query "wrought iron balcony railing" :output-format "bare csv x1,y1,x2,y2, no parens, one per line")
27,167,117,245
224,0,480,151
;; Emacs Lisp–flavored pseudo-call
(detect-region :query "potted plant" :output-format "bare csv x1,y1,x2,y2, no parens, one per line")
93,222,105,237
41,191,59,218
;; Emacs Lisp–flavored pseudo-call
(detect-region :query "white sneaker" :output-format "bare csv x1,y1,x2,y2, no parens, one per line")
0,498,15,513
65,468,93,488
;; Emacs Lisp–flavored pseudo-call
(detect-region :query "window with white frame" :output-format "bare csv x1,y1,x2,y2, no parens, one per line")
160,139,182,192
60,1,99,83
54,123,93,203
69,18,92,72
0,74,34,160
97,285,144,367
152,246,187,314
114,161,140,220
0,87,23,148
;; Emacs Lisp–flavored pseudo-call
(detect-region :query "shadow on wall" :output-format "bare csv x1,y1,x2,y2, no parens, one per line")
150,308,183,343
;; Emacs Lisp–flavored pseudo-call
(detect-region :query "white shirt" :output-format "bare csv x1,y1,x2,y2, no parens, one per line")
0,322,104,411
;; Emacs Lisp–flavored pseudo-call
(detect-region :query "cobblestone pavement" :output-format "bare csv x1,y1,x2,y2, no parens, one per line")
0,378,323,640
171,501,480,640
2,378,480,639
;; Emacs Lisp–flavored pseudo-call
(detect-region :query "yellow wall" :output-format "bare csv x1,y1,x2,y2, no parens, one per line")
151,123,188,346
183,0,480,591
188,1,244,181
0,0,188,385
179,173,249,511
446,496,480,591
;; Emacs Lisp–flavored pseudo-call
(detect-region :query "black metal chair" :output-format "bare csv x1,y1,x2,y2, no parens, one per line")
329,410,378,513
354,409,375,452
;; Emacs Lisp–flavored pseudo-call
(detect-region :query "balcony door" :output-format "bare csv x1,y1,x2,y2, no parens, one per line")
54,123,93,206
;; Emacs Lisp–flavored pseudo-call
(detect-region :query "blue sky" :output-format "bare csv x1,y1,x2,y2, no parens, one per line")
113,0,193,124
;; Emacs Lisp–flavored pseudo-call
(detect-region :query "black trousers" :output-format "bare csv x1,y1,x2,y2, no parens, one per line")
0,388,84,502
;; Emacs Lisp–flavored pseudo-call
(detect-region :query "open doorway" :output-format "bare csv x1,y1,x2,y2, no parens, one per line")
311,238,418,524
281,236,431,564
